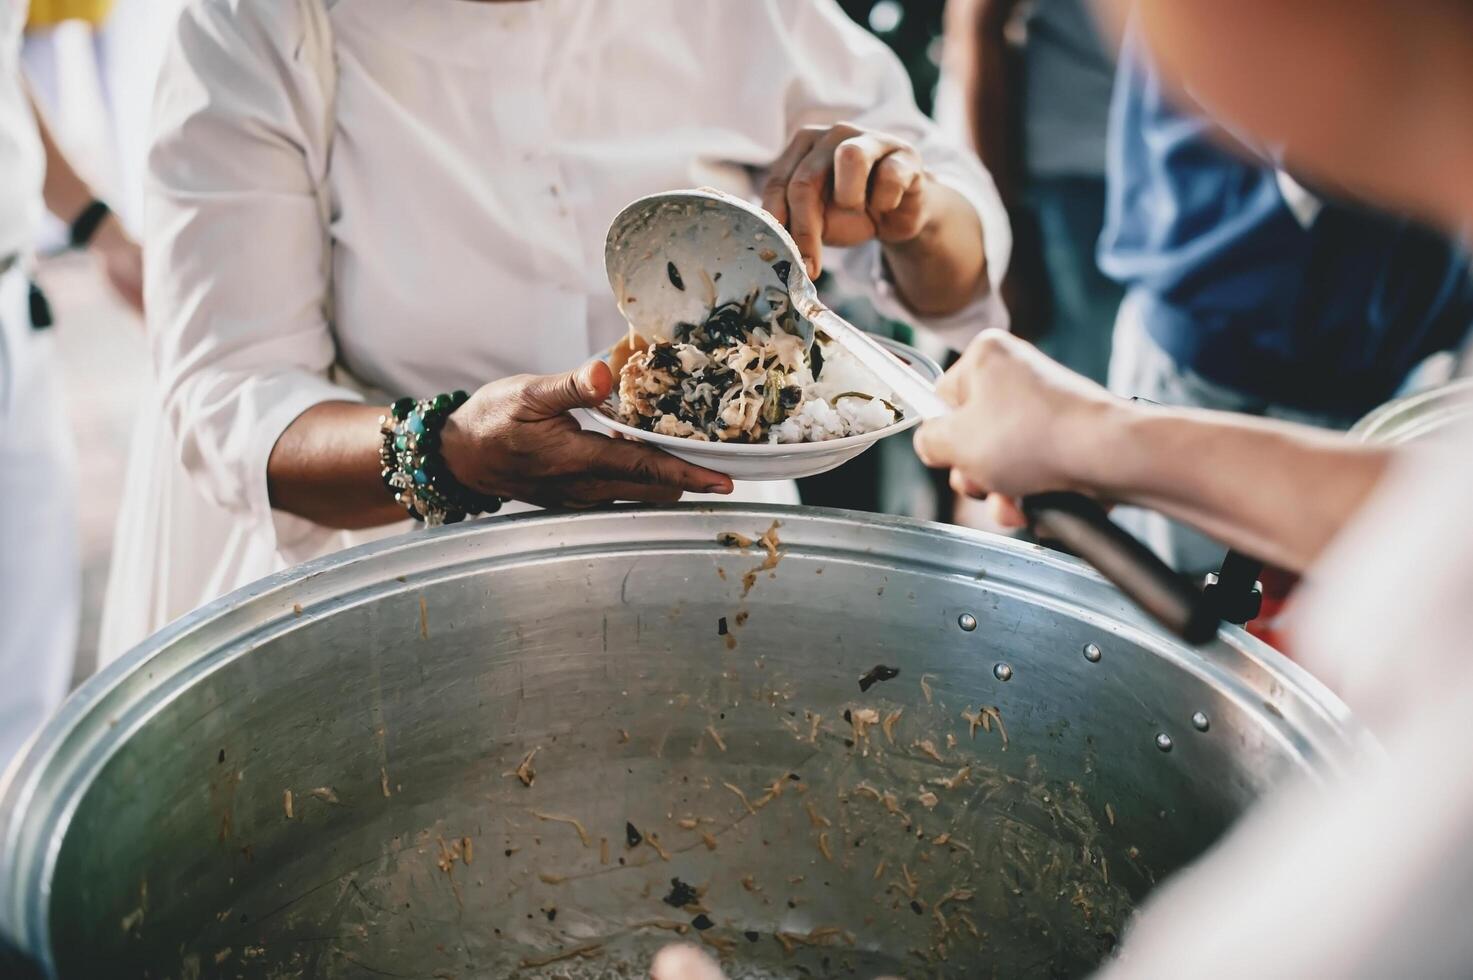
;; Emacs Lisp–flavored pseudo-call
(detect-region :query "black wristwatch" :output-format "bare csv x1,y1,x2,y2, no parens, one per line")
68,199,112,250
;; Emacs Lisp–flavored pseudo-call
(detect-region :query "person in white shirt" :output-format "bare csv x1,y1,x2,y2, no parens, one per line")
912,0,1473,976
1,0,141,770
98,0,1010,660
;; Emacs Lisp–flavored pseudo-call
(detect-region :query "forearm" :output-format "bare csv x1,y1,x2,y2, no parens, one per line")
883,179,988,317
266,401,404,530
30,94,94,223
1088,406,1393,571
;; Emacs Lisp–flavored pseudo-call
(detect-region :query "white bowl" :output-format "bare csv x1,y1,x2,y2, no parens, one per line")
573,336,944,481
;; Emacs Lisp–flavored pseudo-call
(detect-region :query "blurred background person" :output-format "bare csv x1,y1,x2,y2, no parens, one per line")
920,0,1473,971
1099,25,1473,579
941,0,1123,385
1,0,141,770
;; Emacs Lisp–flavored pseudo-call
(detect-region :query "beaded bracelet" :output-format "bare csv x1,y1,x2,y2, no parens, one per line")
379,391,504,526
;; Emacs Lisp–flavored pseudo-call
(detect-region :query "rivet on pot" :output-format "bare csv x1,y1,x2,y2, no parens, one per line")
993,662,1013,682
1191,711,1210,733
958,613,977,632
1155,732,1174,753
1083,642,1102,663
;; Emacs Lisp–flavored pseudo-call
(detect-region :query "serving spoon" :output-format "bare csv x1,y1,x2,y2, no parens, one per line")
605,189,1221,644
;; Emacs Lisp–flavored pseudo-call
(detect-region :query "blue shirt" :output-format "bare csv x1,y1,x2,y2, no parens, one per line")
1099,32,1473,417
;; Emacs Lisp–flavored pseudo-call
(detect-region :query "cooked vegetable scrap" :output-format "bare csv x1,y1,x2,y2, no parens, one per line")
920,674,935,706
647,832,673,861
518,942,603,969
873,859,887,881
379,768,391,798
899,864,921,900
418,597,428,640
1105,802,1117,827
757,521,783,570
983,705,1009,747
931,832,965,852
805,801,831,829
818,831,833,862
507,747,539,788
807,711,823,744
616,292,897,443
705,725,727,753
282,790,293,820
918,791,940,810
307,787,339,805
618,728,631,744
723,781,757,815
701,933,737,956
632,919,691,936
931,766,972,791
677,818,700,830
775,926,856,955
664,877,701,909
915,739,944,764
847,707,881,744
716,532,754,549
531,811,591,848
852,782,882,802
435,836,464,874
538,872,566,885
739,874,759,892
461,837,473,865
945,733,958,750
858,664,901,693
701,831,719,851
881,708,904,744
600,837,610,865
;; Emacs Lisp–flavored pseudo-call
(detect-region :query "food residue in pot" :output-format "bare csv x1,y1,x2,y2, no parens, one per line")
530,810,591,848
858,664,901,693
507,747,539,787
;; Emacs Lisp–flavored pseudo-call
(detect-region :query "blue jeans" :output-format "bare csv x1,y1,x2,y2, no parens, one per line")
1028,176,1123,385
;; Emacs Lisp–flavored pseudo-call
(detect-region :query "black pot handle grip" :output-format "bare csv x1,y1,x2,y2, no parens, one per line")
1022,491,1220,645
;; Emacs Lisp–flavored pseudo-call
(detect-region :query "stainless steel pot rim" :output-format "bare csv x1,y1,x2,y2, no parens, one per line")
1351,376,1473,445
0,504,1369,969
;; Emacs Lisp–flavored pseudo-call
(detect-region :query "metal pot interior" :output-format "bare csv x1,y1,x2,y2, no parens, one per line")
1,507,1356,979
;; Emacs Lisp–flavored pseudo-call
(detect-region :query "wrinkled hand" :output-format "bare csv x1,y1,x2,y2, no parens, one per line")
762,122,936,281
440,361,734,509
914,331,1121,527
88,212,144,316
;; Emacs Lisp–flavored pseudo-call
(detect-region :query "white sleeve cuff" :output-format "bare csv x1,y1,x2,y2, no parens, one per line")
243,374,366,559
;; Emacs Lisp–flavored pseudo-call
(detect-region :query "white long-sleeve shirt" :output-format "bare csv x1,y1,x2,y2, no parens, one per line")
0,0,41,261
103,0,1010,657
1103,418,1473,978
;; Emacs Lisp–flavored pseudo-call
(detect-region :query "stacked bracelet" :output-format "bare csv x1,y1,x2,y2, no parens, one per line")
379,391,503,526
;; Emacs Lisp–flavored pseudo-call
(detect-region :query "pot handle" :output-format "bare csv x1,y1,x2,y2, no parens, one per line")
1022,492,1220,645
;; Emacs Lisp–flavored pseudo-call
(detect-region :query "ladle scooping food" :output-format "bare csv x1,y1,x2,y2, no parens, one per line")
605,188,1221,644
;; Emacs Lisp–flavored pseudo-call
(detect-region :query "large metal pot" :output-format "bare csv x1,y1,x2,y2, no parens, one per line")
1351,376,1473,444
0,507,1359,979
